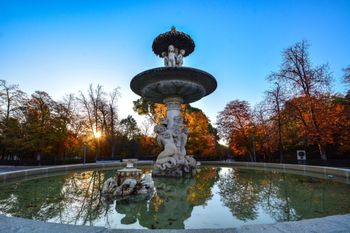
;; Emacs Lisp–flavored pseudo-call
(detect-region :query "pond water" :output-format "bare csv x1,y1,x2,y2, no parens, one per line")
0,166,350,229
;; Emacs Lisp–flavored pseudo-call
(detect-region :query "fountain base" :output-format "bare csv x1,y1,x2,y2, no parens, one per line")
101,160,154,197
152,155,198,177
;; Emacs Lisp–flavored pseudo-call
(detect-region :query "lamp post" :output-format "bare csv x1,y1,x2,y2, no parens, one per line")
83,142,87,164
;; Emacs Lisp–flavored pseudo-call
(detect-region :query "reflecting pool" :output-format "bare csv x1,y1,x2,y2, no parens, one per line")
0,167,350,229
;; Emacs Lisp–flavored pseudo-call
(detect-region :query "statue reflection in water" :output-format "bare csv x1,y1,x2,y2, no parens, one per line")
101,167,219,229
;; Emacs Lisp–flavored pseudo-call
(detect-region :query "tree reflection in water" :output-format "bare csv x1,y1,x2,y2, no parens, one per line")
218,168,260,221
218,168,350,222
0,167,349,229
0,170,110,225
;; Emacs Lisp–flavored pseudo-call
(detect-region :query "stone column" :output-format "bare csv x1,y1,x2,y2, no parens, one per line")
163,97,183,129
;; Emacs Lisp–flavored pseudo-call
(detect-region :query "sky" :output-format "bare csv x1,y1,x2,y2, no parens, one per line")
0,0,349,125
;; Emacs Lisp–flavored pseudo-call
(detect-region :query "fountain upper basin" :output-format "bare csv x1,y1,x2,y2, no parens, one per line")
130,67,217,103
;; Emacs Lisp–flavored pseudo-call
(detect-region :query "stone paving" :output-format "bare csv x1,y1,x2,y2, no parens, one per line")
0,165,47,173
1,214,350,233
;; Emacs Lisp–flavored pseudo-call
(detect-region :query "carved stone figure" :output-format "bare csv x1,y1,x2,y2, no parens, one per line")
153,124,177,171
167,45,176,67
154,124,177,160
180,127,188,156
176,49,185,67
114,178,137,196
153,114,198,177
161,52,169,67
101,177,118,194
102,174,154,197
138,174,154,194
101,160,155,198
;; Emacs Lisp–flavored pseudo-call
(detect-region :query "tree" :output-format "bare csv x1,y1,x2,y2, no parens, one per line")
184,106,220,158
77,85,120,160
120,115,140,140
343,65,350,86
22,91,61,161
265,82,286,162
217,100,256,161
133,98,166,124
0,80,26,124
0,80,27,159
97,88,120,158
252,102,276,162
133,97,221,159
268,40,332,160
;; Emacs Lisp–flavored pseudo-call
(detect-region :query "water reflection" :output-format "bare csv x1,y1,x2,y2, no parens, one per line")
218,168,350,222
105,167,219,229
0,167,349,229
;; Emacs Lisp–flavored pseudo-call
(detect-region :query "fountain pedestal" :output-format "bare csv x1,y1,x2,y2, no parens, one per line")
101,159,153,197
130,27,217,177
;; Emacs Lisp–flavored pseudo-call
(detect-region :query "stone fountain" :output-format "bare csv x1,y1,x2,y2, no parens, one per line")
101,159,154,197
131,27,217,177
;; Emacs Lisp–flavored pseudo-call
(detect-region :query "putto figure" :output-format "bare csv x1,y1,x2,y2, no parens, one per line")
162,46,186,67
176,49,185,67
152,116,197,177
161,51,169,67
167,45,176,67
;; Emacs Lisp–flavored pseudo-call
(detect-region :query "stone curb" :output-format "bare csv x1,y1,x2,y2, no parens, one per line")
0,161,155,184
2,161,349,183
1,214,350,233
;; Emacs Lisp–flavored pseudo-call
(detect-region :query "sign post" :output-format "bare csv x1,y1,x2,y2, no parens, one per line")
297,150,306,164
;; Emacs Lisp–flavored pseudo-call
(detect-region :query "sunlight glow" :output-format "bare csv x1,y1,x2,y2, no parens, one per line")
95,131,101,139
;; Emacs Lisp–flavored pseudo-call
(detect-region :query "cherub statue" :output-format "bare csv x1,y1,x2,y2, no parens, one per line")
175,47,179,57
161,51,169,67
154,124,177,160
167,45,176,67
176,49,185,67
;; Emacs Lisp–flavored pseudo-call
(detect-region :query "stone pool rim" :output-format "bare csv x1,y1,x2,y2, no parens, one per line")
1,161,350,183
1,161,350,233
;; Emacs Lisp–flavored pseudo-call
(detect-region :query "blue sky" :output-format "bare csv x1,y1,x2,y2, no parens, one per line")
0,0,349,124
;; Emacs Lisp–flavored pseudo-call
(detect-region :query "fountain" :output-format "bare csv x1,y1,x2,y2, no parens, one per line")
101,159,154,197
130,27,217,176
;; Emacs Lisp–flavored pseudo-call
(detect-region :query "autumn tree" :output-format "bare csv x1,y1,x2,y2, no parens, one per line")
133,97,220,159
184,106,220,158
21,91,70,161
268,40,332,160
217,100,256,161
252,102,276,162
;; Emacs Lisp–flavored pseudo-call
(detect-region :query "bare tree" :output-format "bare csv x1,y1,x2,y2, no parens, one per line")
265,82,286,163
104,88,120,158
78,84,106,160
343,65,350,85
268,40,332,160
0,80,26,124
